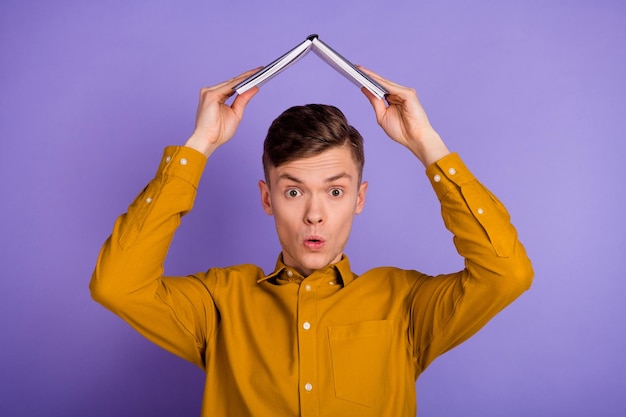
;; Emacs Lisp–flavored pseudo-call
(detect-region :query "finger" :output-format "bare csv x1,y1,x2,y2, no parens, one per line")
197,85,235,108
199,67,262,104
361,87,387,121
385,93,408,106
231,86,260,119
358,65,409,93
357,65,384,80
231,66,264,84
358,65,393,86
206,67,264,92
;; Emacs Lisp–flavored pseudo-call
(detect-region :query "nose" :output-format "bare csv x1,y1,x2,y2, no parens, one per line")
304,195,324,225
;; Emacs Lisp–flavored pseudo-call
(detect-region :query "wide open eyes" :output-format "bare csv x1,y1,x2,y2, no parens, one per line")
285,188,302,198
284,188,344,199
328,188,344,197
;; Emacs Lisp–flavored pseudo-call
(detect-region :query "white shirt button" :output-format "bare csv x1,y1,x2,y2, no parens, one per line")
433,174,441,183
328,281,335,286
302,322,311,330
286,270,293,278
304,284,312,291
477,208,484,215
448,168,457,175
145,197,152,203
165,156,171,163
304,383,313,391
179,158,188,166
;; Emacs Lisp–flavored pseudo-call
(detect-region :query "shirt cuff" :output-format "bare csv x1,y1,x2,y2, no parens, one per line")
425,152,475,199
155,146,207,187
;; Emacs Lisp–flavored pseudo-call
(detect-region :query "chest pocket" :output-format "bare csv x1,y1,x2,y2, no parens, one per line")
328,320,392,408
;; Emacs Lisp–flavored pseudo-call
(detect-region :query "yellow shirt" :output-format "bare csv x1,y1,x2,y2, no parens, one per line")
91,146,533,416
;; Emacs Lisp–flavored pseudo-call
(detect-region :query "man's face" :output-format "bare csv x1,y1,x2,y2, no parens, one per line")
259,145,368,277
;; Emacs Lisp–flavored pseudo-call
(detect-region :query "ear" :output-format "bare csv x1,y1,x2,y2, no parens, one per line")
355,181,368,214
258,180,273,215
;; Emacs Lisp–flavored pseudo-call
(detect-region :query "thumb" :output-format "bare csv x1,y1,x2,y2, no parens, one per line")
361,87,387,124
231,86,260,119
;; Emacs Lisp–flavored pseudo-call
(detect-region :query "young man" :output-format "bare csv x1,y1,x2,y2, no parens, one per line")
91,67,533,416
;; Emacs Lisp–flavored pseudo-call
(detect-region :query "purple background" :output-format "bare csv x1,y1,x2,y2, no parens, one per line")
1,1,625,416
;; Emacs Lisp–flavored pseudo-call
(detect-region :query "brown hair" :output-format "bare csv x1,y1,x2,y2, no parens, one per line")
262,104,364,182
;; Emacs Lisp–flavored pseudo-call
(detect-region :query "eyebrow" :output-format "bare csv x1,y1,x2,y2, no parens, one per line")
324,172,353,183
277,172,353,184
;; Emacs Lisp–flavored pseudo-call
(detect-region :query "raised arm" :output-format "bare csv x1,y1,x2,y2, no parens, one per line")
360,67,534,372
90,70,259,367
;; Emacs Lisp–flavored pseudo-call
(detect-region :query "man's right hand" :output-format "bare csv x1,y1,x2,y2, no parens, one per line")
184,68,261,157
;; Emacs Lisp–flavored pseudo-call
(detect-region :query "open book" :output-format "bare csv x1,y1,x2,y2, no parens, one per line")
233,34,389,99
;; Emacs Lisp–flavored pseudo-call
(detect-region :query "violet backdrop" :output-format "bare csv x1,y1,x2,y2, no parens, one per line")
1,0,625,416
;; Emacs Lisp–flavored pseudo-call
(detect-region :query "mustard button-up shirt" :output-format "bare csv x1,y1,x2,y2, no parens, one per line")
91,146,533,416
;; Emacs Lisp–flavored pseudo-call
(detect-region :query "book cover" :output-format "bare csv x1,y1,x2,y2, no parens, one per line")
233,34,388,99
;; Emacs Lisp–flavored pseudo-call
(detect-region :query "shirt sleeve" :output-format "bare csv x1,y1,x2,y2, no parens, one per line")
410,152,534,373
90,146,215,369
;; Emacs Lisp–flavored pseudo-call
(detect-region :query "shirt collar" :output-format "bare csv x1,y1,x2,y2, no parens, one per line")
257,254,356,286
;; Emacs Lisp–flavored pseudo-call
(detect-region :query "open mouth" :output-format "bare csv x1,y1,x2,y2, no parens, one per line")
304,237,325,250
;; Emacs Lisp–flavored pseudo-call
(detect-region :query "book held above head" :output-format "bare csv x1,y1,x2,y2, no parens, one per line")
233,34,389,99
